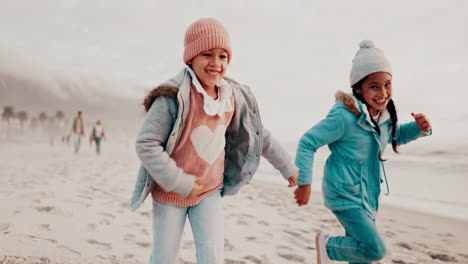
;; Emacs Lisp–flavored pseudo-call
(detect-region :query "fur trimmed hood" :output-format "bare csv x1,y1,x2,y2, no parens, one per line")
335,90,392,126
335,90,361,117
143,84,179,112
142,75,240,113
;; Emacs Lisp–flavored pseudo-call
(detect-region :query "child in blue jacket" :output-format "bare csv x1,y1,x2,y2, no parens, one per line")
294,40,432,264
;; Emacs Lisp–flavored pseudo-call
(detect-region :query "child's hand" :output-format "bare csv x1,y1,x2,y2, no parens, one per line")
411,112,432,132
187,179,204,198
294,184,311,206
287,172,298,187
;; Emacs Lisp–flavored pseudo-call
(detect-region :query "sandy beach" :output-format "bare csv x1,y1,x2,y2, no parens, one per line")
1,141,467,264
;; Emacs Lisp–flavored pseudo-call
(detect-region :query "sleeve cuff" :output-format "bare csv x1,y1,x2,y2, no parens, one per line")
170,174,195,198
280,163,299,180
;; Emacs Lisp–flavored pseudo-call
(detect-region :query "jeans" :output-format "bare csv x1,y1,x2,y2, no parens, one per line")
95,138,101,155
327,208,386,264
150,190,223,264
73,133,81,153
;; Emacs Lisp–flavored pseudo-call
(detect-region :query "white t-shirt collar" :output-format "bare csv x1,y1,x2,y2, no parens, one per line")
187,67,233,117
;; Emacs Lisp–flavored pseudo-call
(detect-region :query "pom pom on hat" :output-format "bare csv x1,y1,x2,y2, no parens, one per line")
183,18,232,64
350,40,392,87
359,40,376,48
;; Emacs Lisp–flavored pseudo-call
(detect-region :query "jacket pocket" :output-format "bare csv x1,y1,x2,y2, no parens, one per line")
337,163,362,186
339,182,361,196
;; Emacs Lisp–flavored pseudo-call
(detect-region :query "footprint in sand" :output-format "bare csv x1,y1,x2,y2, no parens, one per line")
391,260,411,264
224,259,247,264
246,236,256,241
224,239,235,251
415,242,429,249
99,212,116,219
428,253,457,262
277,253,306,263
320,218,337,223
396,242,412,250
438,232,454,237
241,213,256,219
0,256,54,263
140,228,150,235
257,220,269,226
283,230,302,238
35,206,56,213
139,211,151,217
276,245,293,251
99,219,111,225
237,219,248,225
124,233,136,241
136,241,151,248
87,239,112,250
243,256,268,264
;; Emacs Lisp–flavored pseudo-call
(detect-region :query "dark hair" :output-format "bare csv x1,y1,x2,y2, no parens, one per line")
351,77,399,160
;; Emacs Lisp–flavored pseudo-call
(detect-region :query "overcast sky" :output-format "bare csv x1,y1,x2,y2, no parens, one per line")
1,0,467,143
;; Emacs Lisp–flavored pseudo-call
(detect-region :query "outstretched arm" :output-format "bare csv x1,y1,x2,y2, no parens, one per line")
295,106,345,206
392,112,432,145
261,128,299,187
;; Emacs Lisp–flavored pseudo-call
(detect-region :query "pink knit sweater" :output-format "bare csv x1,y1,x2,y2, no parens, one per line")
152,85,235,206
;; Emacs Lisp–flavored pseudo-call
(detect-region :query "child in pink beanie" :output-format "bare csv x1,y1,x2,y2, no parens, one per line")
131,17,299,264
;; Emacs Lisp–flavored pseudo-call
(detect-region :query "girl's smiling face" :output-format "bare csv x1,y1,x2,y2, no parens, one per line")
188,48,229,91
355,72,393,116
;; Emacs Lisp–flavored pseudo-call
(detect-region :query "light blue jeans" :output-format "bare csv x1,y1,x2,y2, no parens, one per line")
72,133,81,153
150,190,223,264
327,208,386,264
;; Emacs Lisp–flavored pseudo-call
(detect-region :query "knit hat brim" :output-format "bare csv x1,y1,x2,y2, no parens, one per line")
183,18,232,64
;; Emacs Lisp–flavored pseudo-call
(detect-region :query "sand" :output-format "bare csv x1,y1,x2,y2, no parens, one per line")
1,141,467,264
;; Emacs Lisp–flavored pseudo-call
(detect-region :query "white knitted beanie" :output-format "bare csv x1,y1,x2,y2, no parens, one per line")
350,40,392,87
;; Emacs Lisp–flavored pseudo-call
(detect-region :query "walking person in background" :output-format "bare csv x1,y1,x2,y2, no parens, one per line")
130,18,298,264
70,111,85,154
294,40,432,264
90,120,105,155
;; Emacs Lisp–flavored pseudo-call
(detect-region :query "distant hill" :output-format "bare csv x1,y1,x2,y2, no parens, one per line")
0,65,143,128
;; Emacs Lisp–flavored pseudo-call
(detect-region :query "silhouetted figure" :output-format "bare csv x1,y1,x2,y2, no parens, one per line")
90,120,105,155
70,111,85,154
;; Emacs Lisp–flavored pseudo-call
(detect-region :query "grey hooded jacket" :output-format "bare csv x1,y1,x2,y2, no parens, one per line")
130,68,298,211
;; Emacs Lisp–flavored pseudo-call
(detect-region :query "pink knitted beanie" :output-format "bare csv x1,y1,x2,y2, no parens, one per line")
183,18,232,64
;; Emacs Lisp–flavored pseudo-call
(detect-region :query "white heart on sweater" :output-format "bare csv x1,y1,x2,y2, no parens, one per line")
190,125,226,165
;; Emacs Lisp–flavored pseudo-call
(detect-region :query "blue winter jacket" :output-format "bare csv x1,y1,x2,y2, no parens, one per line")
296,91,431,218
130,68,298,211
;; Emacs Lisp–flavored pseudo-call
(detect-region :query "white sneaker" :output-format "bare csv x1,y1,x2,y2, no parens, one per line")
316,232,331,264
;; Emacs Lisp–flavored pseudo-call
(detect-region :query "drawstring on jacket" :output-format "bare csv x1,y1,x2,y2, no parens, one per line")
381,161,390,195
